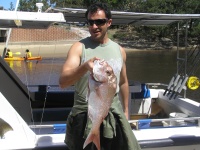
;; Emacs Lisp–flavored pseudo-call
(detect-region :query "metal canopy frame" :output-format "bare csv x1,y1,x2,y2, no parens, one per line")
50,8,200,25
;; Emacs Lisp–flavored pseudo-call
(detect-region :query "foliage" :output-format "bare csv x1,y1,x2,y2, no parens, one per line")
190,23,200,38
117,0,200,45
8,0,200,44
8,2,15,11
18,0,49,12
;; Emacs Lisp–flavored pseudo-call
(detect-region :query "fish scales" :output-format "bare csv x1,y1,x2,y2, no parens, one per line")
83,59,117,150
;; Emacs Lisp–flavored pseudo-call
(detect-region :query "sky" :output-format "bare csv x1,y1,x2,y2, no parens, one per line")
0,0,16,9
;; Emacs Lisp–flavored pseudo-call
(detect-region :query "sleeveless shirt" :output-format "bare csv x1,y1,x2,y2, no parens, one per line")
72,37,122,114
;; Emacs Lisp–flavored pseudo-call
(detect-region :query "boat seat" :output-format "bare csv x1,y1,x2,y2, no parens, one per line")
131,83,150,99
129,83,151,115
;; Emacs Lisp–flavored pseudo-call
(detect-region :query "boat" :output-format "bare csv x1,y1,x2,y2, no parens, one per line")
4,56,42,61
4,57,24,61
25,56,42,61
1,3,200,150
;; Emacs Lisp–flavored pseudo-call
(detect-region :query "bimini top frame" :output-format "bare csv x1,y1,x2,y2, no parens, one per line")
50,7,200,26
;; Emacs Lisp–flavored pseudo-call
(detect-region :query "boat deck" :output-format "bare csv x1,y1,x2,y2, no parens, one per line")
133,126,200,149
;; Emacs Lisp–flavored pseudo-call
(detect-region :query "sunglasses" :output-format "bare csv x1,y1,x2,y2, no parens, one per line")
87,19,108,26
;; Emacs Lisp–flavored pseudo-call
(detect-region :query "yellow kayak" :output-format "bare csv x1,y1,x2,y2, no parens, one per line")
4,56,42,61
25,56,42,61
4,57,24,61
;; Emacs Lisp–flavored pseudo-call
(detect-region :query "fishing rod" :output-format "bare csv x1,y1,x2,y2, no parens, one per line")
188,55,200,76
187,46,200,74
176,45,197,75
163,23,196,95
170,75,189,99
164,44,200,96
170,46,200,99
163,46,197,96
163,74,180,96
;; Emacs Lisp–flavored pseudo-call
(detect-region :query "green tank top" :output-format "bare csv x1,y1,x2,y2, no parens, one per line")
73,37,122,112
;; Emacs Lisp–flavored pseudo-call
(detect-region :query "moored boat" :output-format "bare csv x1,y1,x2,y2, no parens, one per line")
1,4,200,150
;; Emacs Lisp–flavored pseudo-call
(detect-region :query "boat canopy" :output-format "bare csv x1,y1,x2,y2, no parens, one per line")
50,8,200,26
0,10,66,29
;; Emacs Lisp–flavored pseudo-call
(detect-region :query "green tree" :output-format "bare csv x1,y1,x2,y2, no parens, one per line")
18,0,50,12
128,0,200,44
49,0,86,8
9,2,15,11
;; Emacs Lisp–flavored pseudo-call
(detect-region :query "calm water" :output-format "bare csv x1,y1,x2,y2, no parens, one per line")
7,50,200,102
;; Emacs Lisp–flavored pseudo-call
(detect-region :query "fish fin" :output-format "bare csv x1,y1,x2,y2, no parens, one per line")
83,132,94,149
83,131,100,150
93,133,100,150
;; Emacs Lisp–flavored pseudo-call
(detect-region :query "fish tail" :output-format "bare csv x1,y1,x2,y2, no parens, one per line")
83,131,100,150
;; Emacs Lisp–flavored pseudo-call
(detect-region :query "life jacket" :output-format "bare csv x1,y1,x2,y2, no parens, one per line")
8,52,13,58
27,52,32,58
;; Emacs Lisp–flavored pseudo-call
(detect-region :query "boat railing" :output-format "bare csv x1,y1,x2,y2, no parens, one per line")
146,83,168,88
129,82,168,95
129,117,200,130
27,82,168,93
27,84,75,92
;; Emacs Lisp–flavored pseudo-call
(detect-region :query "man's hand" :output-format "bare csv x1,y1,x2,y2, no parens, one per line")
85,57,100,73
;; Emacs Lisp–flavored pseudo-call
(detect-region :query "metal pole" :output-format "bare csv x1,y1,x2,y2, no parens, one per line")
184,21,188,98
3,0,20,57
177,23,180,74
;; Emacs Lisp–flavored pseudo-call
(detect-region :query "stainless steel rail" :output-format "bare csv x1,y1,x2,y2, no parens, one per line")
129,117,200,130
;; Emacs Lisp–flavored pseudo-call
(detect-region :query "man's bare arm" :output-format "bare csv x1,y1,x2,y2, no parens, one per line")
59,42,98,88
119,46,129,119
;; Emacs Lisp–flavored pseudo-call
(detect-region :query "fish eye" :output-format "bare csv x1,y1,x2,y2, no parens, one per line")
106,70,111,76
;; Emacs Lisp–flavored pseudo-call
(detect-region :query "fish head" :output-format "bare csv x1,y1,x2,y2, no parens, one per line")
93,60,114,83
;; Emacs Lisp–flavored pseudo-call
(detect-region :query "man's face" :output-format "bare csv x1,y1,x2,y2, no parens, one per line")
87,9,112,43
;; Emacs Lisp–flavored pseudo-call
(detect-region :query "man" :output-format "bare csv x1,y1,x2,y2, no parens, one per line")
59,2,141,150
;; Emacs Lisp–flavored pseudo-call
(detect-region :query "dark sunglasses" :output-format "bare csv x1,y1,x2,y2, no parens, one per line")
87,19,108,26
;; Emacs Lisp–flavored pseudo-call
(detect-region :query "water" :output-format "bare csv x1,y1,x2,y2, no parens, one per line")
6,50,200,102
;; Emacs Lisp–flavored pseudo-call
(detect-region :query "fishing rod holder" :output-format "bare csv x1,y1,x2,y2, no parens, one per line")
163,21,200,99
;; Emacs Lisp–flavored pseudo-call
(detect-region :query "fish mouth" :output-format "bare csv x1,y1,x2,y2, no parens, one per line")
93,74,101,82
92,59,110,82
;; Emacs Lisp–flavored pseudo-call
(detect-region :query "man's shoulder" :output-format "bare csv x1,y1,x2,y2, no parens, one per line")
109,39,121,47
70,41,83,54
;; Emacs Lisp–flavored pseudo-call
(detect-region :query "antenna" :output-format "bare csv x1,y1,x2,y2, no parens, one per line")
36,0,43,13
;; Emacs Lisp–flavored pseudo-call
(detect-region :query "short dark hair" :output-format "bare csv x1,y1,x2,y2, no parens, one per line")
85,2,112,20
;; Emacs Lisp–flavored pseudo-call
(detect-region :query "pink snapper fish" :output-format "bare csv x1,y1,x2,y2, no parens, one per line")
83,59,117,150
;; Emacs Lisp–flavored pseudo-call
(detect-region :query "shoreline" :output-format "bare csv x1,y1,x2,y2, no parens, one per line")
0,41,187,57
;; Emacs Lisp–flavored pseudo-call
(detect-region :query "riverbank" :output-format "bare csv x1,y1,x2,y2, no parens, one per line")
0,41,74,57
0,40,187,58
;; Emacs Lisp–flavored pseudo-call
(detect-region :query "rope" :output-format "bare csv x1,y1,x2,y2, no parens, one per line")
38,29,58,135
